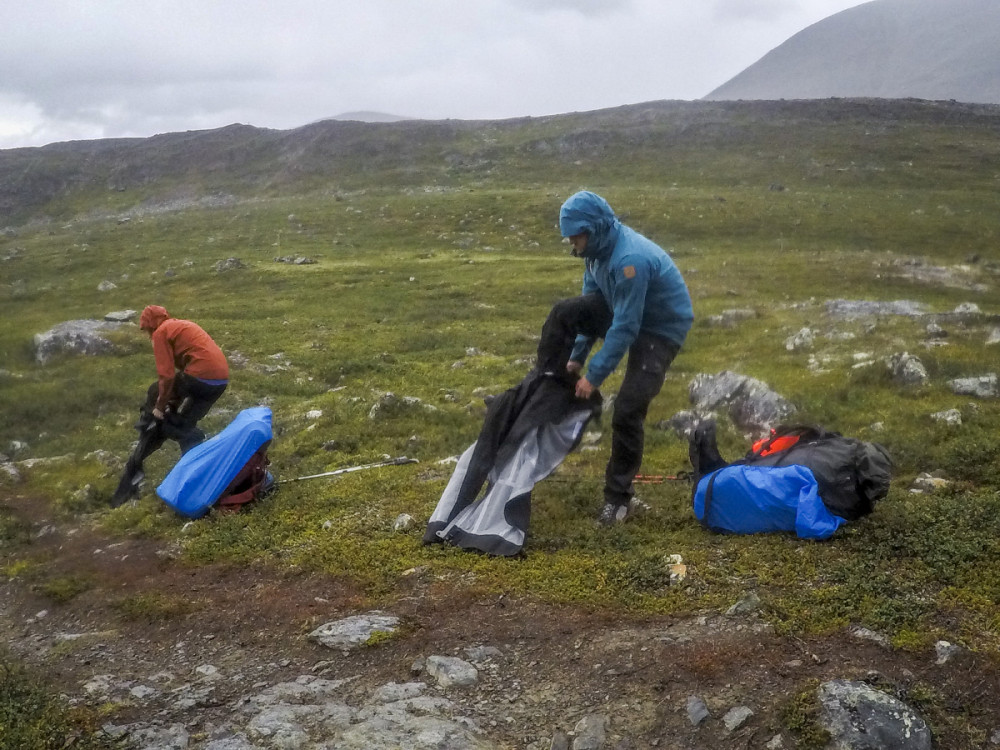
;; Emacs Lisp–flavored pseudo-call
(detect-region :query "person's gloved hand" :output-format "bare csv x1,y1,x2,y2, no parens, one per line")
152,407,165,420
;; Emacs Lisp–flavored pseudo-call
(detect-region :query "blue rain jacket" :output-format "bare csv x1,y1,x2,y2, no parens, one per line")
560,191,693,387
693,464,847,539
157,407,272,518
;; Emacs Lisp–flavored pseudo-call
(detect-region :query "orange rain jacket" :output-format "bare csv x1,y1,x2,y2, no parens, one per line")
139,306,229,412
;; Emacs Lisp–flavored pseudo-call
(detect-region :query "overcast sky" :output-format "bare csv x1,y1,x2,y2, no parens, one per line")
0,0,869,150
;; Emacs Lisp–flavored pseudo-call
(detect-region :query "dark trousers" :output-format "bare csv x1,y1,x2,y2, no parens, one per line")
537,294,680,505
148,373,228,454
112,373,226,505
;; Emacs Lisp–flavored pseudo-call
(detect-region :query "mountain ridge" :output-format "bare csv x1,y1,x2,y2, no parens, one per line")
4,97,1000,227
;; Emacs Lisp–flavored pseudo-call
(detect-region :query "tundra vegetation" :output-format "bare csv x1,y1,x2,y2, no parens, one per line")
1,99,999,747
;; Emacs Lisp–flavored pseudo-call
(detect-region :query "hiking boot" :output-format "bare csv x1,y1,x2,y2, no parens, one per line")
110,469,144,508
598,501,631,526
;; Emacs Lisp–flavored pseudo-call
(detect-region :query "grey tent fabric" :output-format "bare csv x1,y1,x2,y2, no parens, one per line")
424,370,600,556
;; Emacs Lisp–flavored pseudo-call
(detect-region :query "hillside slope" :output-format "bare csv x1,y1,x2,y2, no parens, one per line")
705,0,1000,104
4,97,1000,227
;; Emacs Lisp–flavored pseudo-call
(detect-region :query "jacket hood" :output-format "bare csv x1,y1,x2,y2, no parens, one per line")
140,305,170,332
558,191,619,259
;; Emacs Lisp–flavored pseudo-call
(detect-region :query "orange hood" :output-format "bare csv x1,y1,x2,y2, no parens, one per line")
140,305,170,332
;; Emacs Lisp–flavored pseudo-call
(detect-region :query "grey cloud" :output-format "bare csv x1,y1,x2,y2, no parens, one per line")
711,0,798,23
505,0,631,15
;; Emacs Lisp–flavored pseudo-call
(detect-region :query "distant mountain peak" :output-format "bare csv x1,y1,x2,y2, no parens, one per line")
704,0,1000,104
322,111,415,123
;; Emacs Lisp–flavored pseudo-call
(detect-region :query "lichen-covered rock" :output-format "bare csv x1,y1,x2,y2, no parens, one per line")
818,679,932,750
33,319,128,365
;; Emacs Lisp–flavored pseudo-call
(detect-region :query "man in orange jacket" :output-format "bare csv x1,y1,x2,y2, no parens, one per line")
111,305,229,506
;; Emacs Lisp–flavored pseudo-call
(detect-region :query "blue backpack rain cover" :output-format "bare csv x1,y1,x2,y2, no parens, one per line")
157,407,273,518
693,464,847,540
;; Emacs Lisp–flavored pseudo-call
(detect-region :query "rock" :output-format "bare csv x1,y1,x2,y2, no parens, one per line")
213,257,246,272
368,392,438,419
203,734,257,750
308,613,400,650
686,695,710,726
887,353,928,386
935,640,961,665
953,302,980,314
426,655,478,688
785,327,814,351
104,309,138,322
371,682,426,703
986,328,1000,345
948,374,998,398
550,731,570,750
464,645,503,663
825,299,928,320
726,591,762,617
818,680,932,749
123,723,190,750
33,319,128,364
0,462,22,482
656,409,713,440
305,409,323,419
97,280,118,292
705,308,756,327
723,706,754,732
924,323,947,339
930,409,961,426
688,371,795,434
909,473,951,494
572,714,607,750
393,513,415,532
850,626,891,648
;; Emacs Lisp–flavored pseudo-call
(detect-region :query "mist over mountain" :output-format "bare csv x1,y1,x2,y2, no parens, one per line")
705,0,1000,104
324,112,414,123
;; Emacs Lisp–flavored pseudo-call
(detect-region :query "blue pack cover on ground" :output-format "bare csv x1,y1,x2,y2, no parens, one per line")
693,463,847,539
157,407,272,518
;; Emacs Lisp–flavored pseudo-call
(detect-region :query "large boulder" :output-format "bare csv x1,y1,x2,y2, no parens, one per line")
33,319,129,365
688,371,795,435
818,680,932,749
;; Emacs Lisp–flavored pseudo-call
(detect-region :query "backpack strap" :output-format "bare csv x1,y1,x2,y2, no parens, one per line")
698,470,721,530
747,423,833,461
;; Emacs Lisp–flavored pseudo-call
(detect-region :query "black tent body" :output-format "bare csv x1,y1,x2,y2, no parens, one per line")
424,370,600,556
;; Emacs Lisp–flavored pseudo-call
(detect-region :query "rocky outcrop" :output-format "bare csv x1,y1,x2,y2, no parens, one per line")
33,319,130,365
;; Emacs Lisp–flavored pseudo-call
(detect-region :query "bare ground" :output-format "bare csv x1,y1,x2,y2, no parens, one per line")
2,491,998,749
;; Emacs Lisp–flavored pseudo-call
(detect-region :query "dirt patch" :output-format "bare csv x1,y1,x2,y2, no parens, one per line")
2,491,998,749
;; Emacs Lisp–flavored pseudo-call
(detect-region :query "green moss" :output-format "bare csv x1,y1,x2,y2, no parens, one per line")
0,656,124,749
38,575,93,604
113,592,197,621
779,681,832,749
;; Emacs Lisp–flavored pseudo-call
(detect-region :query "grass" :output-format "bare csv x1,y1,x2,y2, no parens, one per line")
0,656,125,750
1,98,1000,741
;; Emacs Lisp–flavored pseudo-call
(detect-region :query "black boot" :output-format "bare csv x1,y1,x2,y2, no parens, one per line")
689,418,727,486
110,419,163,507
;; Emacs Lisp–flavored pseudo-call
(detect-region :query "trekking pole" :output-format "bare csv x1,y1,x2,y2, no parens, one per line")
278,456,418,484
634,472,692,484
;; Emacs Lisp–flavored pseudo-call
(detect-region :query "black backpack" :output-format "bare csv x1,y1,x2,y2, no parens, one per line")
742,424,893,521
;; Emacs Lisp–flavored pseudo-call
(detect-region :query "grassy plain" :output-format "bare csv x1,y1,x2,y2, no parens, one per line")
1,99,1000,744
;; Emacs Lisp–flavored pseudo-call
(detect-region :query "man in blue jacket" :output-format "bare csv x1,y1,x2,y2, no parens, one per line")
537,191,694,524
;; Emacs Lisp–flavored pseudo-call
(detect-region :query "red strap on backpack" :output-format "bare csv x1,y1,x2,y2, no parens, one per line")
751,432,801,457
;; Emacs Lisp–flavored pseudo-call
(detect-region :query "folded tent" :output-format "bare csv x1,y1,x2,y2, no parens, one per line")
424,370,600,556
